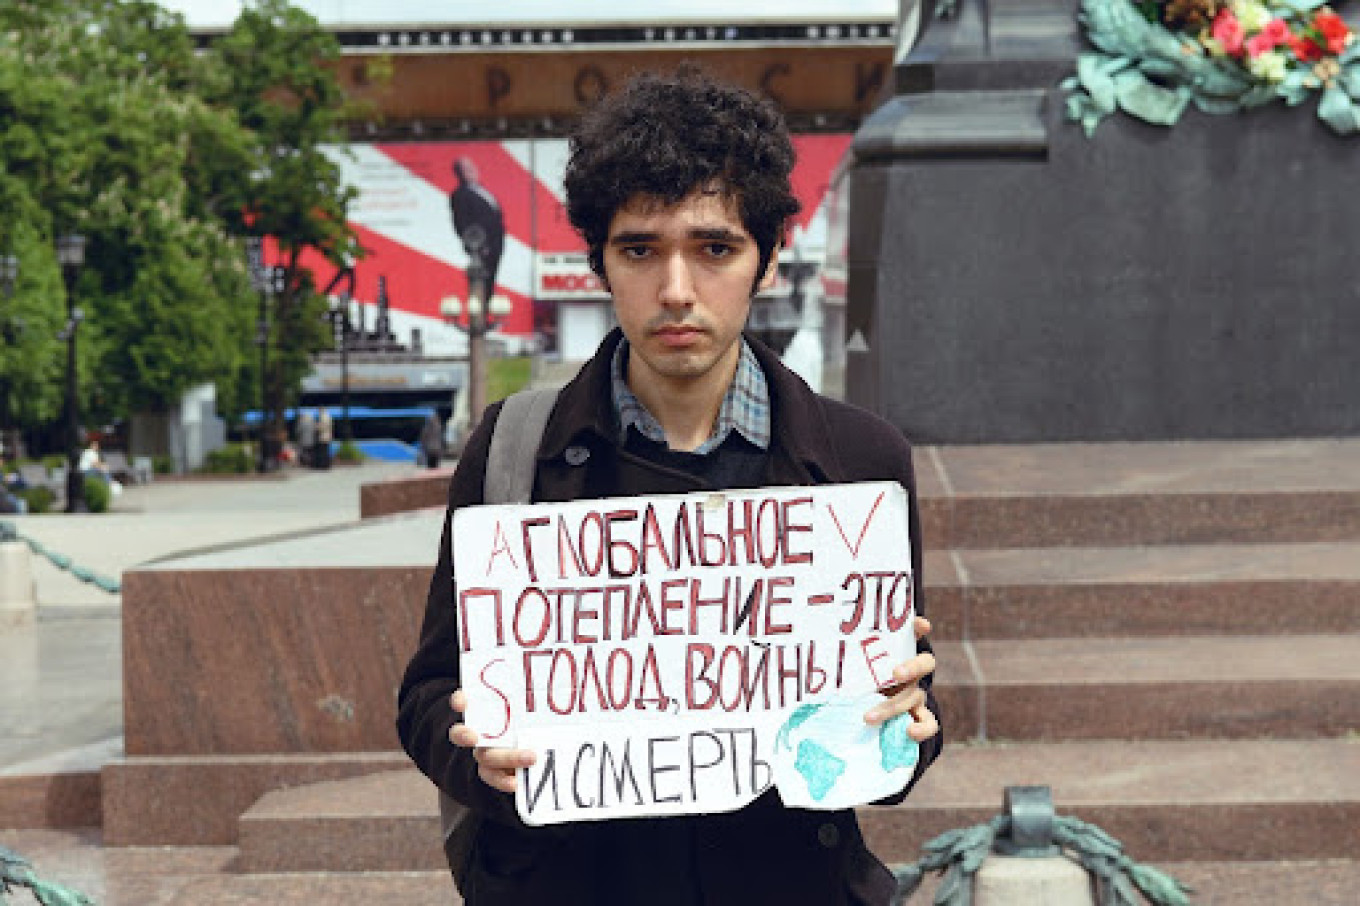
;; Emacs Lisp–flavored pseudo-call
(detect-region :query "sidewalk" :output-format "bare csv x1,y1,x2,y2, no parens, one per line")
0,461,410,775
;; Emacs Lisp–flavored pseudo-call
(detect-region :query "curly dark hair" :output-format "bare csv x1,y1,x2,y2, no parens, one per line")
564,66,801,292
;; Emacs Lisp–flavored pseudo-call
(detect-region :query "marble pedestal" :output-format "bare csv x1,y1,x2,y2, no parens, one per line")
104,511,445,845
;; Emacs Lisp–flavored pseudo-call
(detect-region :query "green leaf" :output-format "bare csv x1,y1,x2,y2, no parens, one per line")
1340,63,1360,100
1113,71,1190,125
1078,54,1121,114
894,863,925,896
933,864,963,904
1128,863,1194,906
1318,85,1360,134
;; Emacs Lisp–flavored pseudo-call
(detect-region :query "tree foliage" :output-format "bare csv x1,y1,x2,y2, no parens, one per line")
0,0,357,446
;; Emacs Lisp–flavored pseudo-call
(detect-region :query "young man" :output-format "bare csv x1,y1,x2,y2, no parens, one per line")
398,68,942,906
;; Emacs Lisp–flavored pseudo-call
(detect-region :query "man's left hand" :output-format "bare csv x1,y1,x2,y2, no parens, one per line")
863,615,939,743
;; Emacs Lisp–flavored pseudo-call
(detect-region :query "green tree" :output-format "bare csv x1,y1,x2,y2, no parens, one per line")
207,0,360,453
0,0,258,439
0,0,358,460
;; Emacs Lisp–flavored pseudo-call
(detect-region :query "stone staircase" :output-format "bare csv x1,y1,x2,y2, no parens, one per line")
121,440,1360,902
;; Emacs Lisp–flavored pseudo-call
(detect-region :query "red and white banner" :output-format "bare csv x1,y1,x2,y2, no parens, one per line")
299,135,851,354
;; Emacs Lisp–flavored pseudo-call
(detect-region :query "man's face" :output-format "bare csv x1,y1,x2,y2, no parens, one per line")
604,190,776,394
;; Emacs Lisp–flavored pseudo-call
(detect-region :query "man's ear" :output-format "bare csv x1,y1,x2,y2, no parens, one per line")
757,243,782,292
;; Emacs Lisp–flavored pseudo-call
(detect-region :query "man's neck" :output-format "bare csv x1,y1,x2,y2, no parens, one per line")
627,349,739,453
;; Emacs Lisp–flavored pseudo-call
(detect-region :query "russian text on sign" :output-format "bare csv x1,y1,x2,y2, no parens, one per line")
452,481,919,824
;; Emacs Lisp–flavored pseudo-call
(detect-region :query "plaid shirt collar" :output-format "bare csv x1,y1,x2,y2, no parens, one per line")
611,336,771,454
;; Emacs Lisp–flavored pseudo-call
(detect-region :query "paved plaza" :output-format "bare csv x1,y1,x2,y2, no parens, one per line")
1,461,409,776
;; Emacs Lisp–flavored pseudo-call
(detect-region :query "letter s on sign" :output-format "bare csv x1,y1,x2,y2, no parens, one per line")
477,659,513,741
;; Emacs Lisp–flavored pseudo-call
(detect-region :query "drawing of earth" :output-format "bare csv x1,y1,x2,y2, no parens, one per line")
772,693,919,808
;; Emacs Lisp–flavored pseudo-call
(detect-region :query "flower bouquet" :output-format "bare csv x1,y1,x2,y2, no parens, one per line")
1064,1,1360,135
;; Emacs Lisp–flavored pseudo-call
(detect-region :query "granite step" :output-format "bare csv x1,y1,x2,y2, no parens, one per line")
933,634,1360,742
102,752,411,846
923,541,1360,640
360,439,1360,546
166,871,458,905
237,770,443,873
918,440,1360,549
235,738,1360,873
905,860,1360,905
866,738,1360,865
5,829,1358,904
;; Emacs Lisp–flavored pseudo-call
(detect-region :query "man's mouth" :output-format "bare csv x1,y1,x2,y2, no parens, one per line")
653,325,703,347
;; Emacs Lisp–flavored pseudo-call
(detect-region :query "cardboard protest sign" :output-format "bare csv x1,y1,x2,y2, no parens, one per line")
452,481,918,826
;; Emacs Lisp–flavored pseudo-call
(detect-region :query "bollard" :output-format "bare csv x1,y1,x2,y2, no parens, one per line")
974,787,1094,905
0,539,37,627
893,785,1189,905
975,857,1095,904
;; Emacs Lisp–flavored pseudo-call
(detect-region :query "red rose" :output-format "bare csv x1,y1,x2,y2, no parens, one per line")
1289,33,1325,63
1314,9,1353,56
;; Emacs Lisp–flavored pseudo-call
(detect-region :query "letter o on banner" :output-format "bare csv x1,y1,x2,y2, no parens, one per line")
574,66,609,106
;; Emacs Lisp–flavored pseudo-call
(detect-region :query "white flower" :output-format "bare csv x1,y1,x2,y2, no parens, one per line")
1230,0,1272,33
1248,49,1289,82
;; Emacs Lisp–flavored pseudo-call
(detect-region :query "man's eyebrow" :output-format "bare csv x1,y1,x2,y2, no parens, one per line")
689,227,746,242
608,231,659,245
608,227,748,244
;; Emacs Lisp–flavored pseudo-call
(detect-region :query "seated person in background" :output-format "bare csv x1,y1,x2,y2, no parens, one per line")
79,439,122,497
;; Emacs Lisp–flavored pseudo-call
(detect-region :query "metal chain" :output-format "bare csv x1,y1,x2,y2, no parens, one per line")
1,844,96,906
0,521,120,594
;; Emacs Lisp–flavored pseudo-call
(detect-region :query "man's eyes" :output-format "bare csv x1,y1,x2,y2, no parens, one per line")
615,242,737,260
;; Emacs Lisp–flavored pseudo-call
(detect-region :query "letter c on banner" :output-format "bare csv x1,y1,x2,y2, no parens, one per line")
759,63,791,104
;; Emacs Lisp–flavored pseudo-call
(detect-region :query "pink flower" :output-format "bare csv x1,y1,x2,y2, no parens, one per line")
1212,8,1246,57
1245,33,1274,58
1244,18,1291,57
1261,18,1290,46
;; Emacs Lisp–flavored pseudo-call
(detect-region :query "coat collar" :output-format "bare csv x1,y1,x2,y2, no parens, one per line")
538,327,846,482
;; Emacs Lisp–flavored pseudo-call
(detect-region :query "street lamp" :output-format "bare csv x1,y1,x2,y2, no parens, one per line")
56,234,86,513
246,238,286,472
440,259,512,425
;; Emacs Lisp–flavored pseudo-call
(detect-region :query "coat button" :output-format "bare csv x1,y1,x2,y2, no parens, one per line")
817,822,840,848
564,445,590,466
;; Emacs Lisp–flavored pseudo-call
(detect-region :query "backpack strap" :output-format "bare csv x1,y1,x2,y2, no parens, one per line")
484,387,561,504
441,386,561,888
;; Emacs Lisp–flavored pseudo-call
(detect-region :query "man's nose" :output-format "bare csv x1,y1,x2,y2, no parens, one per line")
658,252,696,306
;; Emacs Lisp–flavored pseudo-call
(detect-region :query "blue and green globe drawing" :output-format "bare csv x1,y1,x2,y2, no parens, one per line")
772,694,919,808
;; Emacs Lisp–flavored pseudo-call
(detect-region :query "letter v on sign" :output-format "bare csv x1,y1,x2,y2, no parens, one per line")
827,490,885,559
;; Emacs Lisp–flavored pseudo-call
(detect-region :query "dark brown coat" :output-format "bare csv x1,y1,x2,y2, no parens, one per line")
397,329,942,905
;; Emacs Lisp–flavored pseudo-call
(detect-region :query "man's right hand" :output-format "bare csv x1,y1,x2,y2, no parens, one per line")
449,689,538,794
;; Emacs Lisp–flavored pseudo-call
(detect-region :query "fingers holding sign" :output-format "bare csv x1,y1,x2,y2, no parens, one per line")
864,616,940,743
450,689,537,794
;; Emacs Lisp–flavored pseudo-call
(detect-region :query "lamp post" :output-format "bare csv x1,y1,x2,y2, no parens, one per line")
246,238,285,472
56,234,86,513
440,259,512,425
